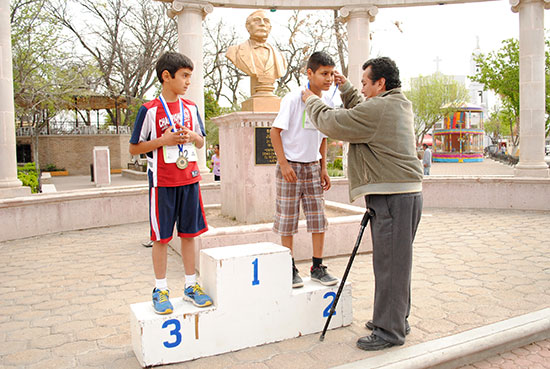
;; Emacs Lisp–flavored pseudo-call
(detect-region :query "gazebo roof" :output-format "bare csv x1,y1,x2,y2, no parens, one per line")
441,102,484,112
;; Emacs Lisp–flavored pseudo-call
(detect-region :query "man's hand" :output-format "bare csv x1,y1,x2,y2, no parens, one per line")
280,163,298,183
301,88,315,103
321,168,331,191
334,70,347,86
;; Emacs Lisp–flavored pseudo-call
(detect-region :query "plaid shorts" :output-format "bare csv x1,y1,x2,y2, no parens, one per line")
273,161,328,236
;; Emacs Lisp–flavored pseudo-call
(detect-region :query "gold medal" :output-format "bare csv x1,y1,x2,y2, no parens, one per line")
176,155,188,170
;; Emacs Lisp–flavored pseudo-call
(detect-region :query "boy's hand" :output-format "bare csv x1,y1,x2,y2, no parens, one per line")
321,168,331,191
281,163,298,183
334,70,347,86
179,126,195,144
161,128,187,146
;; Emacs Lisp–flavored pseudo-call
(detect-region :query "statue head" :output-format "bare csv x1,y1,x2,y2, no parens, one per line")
245,10,271,43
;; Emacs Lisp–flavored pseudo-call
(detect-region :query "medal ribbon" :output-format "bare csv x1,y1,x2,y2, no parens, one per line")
159,95,184,155
302,82,339,128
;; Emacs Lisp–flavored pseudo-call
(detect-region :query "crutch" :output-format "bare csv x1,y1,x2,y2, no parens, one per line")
319,208,374,341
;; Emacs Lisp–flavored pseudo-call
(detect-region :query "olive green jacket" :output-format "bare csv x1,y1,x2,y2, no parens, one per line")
305,80,423,201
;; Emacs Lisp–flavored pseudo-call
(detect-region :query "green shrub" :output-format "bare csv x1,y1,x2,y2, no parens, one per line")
17,162,39,193
327,157,343,171
44,163,65,171
327,168,344,177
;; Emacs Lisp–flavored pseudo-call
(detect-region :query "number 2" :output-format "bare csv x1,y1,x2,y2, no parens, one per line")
162,319,182,348
252,258,259,285
323,292,336,317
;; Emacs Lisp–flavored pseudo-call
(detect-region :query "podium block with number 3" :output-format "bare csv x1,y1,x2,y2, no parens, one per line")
130,243,352,367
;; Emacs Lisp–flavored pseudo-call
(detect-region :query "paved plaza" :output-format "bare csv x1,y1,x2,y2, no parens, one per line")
1,203,549,368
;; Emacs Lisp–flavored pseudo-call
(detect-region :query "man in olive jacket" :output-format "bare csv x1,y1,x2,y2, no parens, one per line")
302,57,423,351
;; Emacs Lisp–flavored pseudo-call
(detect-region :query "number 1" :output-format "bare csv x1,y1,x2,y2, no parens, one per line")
252,258,259,285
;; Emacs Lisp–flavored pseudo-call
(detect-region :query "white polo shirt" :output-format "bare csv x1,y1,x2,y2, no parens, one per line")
272,89,335,163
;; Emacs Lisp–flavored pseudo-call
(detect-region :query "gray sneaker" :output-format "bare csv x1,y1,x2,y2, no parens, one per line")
292,266,304,288
310,265,338,286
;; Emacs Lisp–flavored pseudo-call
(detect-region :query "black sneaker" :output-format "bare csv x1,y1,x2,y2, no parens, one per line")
310,265,338,286
292,266,304,288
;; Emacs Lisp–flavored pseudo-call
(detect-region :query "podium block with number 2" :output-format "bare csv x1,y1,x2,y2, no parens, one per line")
130,243,352,367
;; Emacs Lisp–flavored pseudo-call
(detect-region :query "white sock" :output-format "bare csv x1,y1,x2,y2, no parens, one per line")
185,274,196,288
155,278,168,290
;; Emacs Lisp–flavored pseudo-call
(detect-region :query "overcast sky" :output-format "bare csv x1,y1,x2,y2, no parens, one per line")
206,0,549,89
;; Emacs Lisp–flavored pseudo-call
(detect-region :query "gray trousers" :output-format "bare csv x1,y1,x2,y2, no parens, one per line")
365,192,423,345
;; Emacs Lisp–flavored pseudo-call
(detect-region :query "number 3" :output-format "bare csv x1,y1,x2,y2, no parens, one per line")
162,319,182,348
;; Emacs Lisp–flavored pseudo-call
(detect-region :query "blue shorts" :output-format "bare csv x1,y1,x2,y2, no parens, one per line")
149,183,208,243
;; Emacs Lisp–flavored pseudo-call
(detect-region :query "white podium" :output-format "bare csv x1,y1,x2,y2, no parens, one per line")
130,243,353,367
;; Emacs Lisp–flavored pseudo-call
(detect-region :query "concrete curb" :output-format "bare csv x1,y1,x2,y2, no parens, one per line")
332,308,550,369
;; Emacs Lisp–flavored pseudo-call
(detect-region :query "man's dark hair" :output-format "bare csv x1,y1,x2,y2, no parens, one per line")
156,52,194,83
362,57,401,90
307,51,335,73
423,144,428,149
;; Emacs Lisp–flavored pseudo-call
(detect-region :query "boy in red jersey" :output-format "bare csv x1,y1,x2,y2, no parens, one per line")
130,52,212,314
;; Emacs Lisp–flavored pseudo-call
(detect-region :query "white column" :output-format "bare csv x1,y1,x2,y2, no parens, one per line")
339,5,377,176
510,0,549,177
169,1,213,174
0,0,30,198
340,6,377,89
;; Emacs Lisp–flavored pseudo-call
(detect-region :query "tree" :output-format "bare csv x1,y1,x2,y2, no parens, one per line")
484,107,512,145
274,10,347,91
470,37,550,145
11,0,92,191
405,73,470,146
49,0,178,126
203,18,248,108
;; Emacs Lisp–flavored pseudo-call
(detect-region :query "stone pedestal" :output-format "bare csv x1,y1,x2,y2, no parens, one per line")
510,0,549,177
93,146,111,186
212,112,277,224
241,96,281,112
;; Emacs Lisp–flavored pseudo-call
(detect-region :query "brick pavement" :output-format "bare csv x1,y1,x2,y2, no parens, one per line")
429,159,515,176
458,339,550,369
1,207,549,368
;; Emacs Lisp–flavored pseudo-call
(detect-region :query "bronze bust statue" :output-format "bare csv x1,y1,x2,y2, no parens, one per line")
226,9,287,103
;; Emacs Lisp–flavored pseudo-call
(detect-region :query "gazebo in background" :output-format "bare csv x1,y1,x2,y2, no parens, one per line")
433,103,484,163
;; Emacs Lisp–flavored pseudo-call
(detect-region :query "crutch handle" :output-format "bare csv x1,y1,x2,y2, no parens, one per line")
361,208,373,227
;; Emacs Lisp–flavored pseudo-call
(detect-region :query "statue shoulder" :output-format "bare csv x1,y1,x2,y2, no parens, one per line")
226,41,248,59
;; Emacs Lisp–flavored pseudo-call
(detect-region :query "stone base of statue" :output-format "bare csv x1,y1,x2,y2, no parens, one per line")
241,96,281,112
212,112,278,224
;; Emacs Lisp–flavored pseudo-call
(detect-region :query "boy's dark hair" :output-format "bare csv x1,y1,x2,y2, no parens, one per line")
423,144,428,149
307,51,335,73
362,57,401,90
156,52,194,83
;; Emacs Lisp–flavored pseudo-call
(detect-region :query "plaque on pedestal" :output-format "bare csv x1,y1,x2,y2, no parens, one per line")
254,127,277,165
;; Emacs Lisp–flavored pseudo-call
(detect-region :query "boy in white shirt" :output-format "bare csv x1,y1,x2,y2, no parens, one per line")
270,51,338,288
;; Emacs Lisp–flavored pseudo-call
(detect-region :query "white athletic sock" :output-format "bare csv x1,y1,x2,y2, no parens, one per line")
155,278,168,290
185,274,196,288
